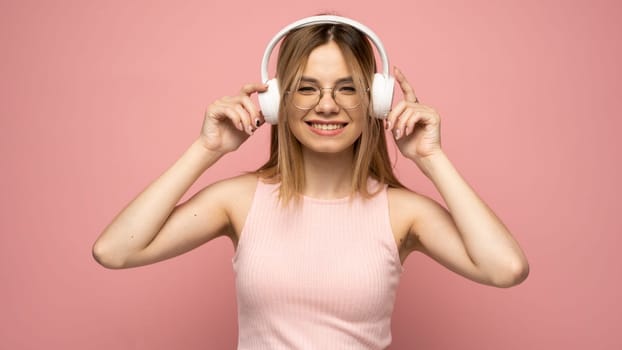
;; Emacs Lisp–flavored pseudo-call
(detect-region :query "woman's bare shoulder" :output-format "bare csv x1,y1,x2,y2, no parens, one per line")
387,186,447,254
388,185,441,201
386,186,438,221
215,172,259,186
209,172,260,199
387,186,421,202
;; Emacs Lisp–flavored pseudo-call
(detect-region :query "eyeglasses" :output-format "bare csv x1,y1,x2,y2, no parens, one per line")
287,82,368,110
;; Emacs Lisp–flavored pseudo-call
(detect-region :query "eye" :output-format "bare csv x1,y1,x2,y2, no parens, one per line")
337,85,357,95
297,85,318,95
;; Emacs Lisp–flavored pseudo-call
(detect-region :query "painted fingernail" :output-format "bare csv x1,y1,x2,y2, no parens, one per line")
255,119,260,127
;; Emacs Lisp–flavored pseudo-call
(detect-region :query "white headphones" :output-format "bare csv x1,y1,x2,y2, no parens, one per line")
258,15,395,125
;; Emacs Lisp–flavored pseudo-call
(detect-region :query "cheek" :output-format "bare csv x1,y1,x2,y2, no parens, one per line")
348,109,367,127
285,108,307,140
352,112,369,140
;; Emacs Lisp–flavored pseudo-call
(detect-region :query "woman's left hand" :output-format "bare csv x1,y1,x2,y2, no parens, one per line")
385,67,442,162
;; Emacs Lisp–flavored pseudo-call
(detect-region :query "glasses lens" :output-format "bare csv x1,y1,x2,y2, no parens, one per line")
293,84,320,109
334,84,360,109
292,83,362,110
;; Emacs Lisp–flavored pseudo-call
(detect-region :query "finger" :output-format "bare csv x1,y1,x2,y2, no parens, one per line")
220,105,243,132
418,111,439,130
234,104,254,135
384,100,407,131
209,102,232,121
256,110,266,127
394,67,418,103
394,108,416,140
240,83,269,96
238,95,261,129
405,111,422,136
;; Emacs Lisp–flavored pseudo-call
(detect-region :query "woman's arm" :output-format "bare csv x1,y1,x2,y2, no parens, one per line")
92,83,268,269
386,67,529,287
413,151,529,287
92,139,226,269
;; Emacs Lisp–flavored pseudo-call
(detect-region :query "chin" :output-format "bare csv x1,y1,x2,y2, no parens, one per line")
299,138,358,155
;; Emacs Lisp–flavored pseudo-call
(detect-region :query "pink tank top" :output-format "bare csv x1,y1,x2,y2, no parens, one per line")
231,179,405,349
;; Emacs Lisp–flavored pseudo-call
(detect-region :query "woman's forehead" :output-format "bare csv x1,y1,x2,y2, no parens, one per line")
301,42,354,83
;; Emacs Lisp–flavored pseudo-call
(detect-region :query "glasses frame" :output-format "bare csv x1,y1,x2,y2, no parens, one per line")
286,83,370,111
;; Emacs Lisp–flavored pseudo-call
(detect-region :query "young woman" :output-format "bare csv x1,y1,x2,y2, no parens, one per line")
93,16,529,349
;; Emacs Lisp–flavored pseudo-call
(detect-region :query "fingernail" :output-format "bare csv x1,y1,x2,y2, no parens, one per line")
255,119,260,127
395,129,401,139
386,120,392,130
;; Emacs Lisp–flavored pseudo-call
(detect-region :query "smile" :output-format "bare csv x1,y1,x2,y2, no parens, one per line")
304,121,348,136
308,122,346,130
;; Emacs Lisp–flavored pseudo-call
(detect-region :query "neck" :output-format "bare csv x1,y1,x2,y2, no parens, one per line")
301,147,355,199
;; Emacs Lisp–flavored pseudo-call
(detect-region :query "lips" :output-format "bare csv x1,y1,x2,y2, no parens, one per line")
304,121,348,130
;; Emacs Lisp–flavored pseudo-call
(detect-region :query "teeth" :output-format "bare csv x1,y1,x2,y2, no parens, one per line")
311,123,344,130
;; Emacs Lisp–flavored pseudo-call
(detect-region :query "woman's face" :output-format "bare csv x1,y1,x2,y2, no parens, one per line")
286,41,366,156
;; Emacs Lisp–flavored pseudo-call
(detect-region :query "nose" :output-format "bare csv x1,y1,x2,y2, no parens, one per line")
315,88,340,114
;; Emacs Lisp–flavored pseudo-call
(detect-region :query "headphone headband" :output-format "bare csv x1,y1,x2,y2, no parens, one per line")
260,15,390,83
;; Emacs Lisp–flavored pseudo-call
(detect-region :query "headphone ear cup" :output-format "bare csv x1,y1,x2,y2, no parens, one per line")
371,73,395,119
258,79,281,125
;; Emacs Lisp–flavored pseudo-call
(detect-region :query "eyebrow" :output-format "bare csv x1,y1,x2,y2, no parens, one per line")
300,76,354,85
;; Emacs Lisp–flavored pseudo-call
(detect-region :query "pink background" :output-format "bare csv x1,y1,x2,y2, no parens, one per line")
1,0,620,349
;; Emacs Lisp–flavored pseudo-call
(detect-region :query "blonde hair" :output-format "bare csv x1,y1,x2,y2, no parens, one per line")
254,22,405,205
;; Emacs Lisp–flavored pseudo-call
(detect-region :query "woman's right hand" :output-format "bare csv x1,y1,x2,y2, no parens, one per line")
199,83,269,153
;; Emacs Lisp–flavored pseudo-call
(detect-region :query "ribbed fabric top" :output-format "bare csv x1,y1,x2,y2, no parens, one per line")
231,178,405,349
